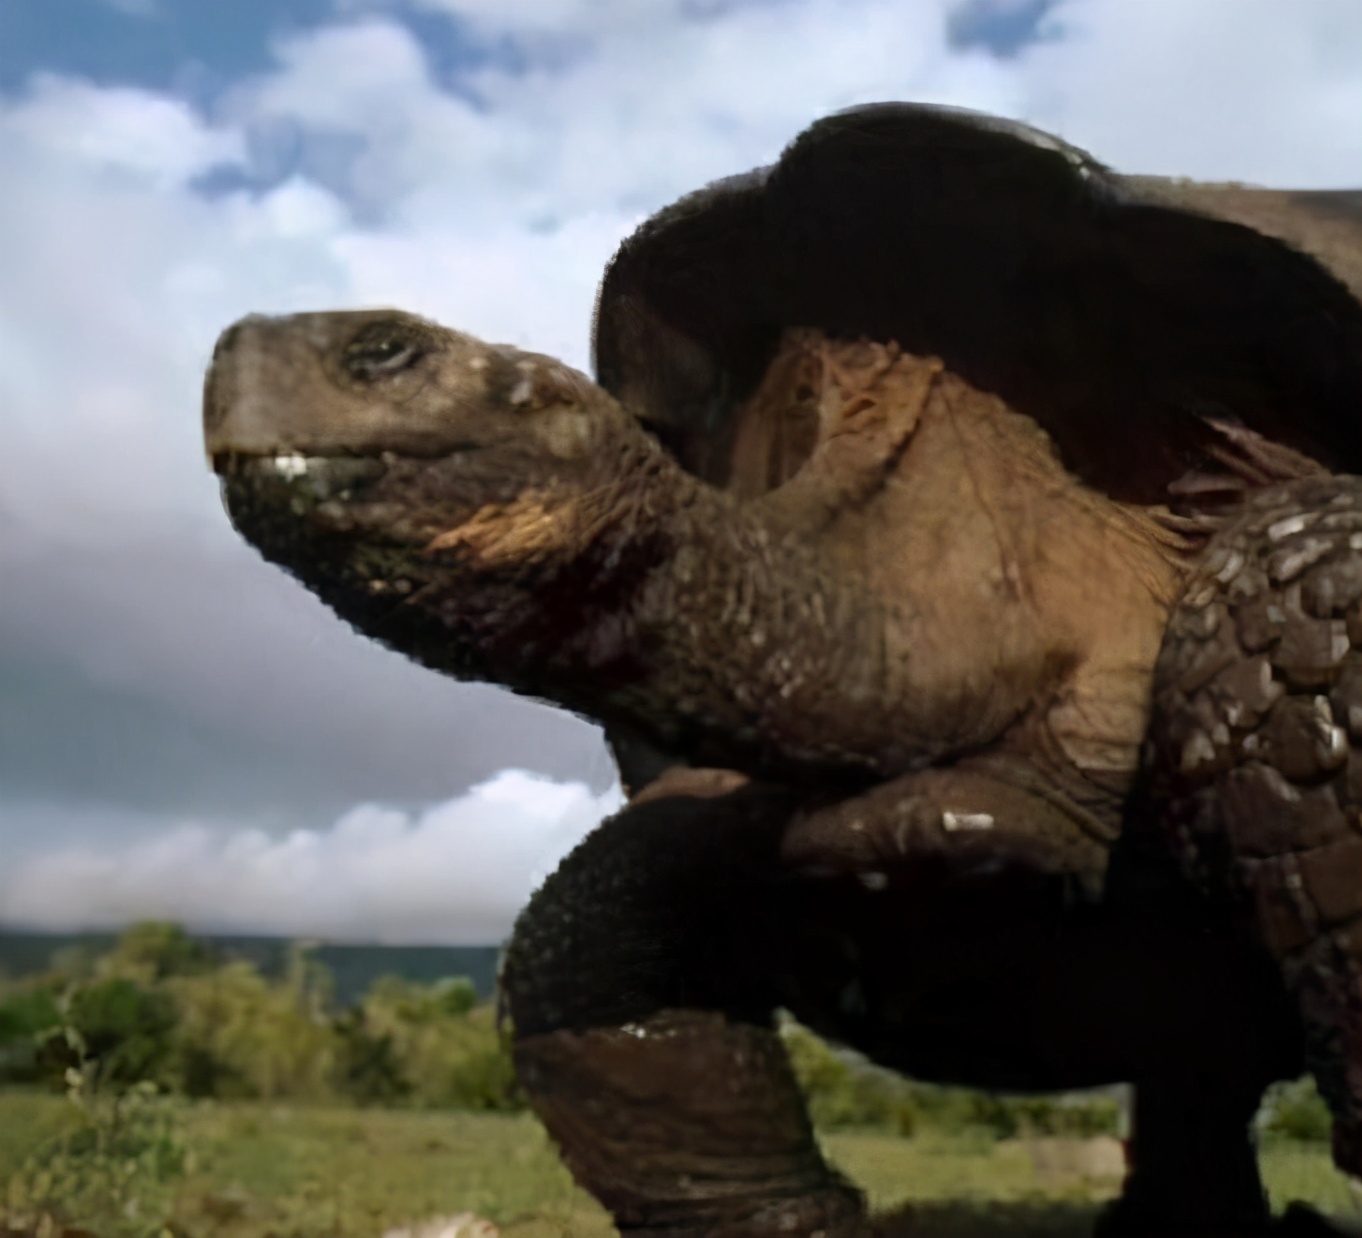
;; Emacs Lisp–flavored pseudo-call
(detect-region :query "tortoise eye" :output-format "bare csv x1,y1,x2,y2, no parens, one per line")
343,322,428,381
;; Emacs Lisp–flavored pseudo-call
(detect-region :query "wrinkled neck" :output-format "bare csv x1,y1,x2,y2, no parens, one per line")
404,431,909,777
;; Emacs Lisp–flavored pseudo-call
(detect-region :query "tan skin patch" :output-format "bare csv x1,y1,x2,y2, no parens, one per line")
730,330,1200,820
424,490,584,569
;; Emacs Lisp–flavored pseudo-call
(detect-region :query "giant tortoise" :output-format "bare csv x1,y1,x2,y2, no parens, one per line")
203,104,1362,1235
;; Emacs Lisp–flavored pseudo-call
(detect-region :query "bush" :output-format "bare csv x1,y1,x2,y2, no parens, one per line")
62,979,177,1090
779,1019,900,1129
0,989,62,1084
3,928,519,1113
105,922,218,982
0,988,61,1042
432,977,478,1018
353,978,521,1111
1260,1076,1334,1142
164,961,339,1100
2,1035,186,1238
892,1088,1122,1140
334,1008,410,1106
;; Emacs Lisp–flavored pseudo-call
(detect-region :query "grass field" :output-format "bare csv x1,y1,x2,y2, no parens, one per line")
3,1090,1361,1237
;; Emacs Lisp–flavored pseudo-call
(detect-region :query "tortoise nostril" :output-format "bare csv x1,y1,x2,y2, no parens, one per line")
211,313,273,362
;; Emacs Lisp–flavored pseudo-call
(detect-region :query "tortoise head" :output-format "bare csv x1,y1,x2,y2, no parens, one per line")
205,308,671,686
205,308,618,472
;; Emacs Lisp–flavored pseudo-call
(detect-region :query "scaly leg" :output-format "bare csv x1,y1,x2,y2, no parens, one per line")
501,782,863,1238
1149,475,1362,1186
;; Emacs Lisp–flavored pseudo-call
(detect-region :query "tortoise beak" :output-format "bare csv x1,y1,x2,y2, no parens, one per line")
204,312,341,466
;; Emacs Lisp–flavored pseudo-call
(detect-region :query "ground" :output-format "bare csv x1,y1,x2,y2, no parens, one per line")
2,1092,1360,1237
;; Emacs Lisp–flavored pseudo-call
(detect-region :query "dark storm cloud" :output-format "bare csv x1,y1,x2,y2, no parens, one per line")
0,527,613,831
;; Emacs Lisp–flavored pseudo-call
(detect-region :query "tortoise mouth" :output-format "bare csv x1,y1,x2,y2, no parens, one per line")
211,446,515,529
213,452,402,568
212,450,392,497
213,446,523,562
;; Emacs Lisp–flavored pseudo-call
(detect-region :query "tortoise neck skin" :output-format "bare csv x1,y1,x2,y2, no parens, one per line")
206,310,1077,785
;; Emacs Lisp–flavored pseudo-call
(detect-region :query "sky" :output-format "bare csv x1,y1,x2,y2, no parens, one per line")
0,0,1359,944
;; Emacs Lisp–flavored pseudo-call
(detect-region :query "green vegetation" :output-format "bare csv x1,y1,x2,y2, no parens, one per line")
1,1093,1358,1238
2,1060,186,1238
1260,1075,1337,1143
0,923,520,1111
1,923,1359,1237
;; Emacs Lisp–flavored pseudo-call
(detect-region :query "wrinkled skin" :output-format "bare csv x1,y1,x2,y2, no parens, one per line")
206,316,1190,808
204,103,1362,1237
1148,476,1362,1179
207,312,1309,1235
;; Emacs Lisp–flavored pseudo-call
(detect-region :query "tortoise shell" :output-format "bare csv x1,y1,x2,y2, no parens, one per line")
593,103,1362,505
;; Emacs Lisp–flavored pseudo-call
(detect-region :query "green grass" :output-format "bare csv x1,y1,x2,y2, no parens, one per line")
1258,1136,1362,1220
0,1091,83,1179
174,1103,607,1238
3,1090,1360,1237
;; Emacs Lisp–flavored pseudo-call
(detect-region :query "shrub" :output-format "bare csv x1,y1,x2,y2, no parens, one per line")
779,1019,900,1129
354,979,521,1111
1260,1076,1334,1142
0,988,62,1084
1,1034,186,1238
5,930,522,1114
432,977,478,1018
61,979,177,1090
164,961,339,1100
0,988,61,1041
890,1088,1122,1140
104,922,218,982
779,1016,1123,1139
334,1008,410,1106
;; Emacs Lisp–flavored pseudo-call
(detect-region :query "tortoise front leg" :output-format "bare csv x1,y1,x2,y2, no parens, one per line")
514,1012,861,1238
500,783,863,1238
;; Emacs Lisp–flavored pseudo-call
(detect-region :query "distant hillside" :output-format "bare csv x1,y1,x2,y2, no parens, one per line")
0,930,501,1006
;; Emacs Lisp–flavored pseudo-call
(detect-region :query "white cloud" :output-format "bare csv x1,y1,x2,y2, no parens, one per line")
0,86,353,543
0,771,625,944
2,0,1360,935
5,0,1358,548
1023,0,1362,182
6,75,243,188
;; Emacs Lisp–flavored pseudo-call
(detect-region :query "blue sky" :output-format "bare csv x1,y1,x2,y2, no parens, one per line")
2,0,340,97
1,0,1059,211
0,0,1359,943
0,0,1053,98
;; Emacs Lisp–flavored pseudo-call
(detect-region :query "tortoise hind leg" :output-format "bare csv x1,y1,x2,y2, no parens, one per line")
784,760,1297,1233
1149,475,1362,1191
1096,1074,1272,1235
